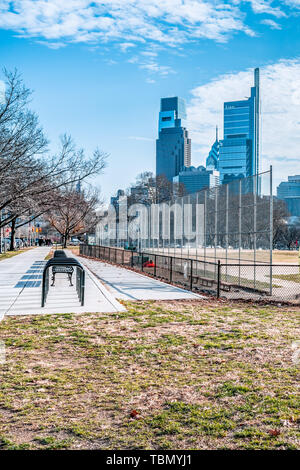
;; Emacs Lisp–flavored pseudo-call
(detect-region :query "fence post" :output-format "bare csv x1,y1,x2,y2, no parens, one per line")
81,269,85,306
154,255,157,277
122,249,124,265
131,250,134,268
269,165,273,296
141,252,144,272
170,256,173,283
217,260,221,298
190,259,193,291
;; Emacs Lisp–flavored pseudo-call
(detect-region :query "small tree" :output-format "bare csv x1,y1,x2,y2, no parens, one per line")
126,171,187,206
46,186,102,248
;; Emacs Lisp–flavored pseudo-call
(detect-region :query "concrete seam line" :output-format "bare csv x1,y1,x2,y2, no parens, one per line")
85,268,124,312
65,250,125,312
4,283,27,316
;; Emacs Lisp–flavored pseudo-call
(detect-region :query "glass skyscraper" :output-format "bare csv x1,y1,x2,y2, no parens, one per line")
277,175,300,217
173,165,219,194
206,126,220,171
219,68,260,189
156,97,191,181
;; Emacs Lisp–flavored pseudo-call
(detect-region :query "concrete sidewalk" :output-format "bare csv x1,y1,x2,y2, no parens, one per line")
0,248,203,322
0,248,125,318
74,255,204,301
0,248,48,320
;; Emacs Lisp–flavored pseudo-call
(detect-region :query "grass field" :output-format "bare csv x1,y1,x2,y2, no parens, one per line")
149,248,299,264
272,250,299,264
273,273,300,284
0,247,33,262
0,299,299,450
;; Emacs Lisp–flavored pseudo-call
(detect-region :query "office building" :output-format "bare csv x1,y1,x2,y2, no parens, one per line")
277,175,300,217
156,97,191,181
219,68,260,190
173,165,220,195
110,189,125,208
206,126,220,171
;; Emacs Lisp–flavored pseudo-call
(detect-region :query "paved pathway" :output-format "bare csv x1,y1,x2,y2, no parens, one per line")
75,256,204,301
0,248,125,319
0,248,203,321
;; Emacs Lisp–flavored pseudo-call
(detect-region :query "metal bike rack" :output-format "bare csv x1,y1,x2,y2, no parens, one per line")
42,256,85,307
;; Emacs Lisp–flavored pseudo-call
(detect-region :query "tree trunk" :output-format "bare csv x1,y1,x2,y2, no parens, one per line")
63,233,67,248
10,217,16,251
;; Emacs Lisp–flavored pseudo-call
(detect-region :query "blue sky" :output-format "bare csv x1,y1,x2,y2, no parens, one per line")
0,0,300,200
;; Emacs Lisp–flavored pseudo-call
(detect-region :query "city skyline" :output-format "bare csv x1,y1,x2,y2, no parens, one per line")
0,1,300,199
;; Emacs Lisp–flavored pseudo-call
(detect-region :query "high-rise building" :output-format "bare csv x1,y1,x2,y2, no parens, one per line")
206,126,220,171
219,68,260,190
173,165,219,195
156,97,191,181
110,189,125,207
277,175,300,217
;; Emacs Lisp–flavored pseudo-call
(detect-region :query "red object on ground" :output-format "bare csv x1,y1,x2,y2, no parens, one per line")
143,261,156,268
130,410,139,418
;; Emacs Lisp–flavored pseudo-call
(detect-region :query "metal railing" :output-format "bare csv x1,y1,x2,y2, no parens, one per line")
80,244,300,302
41,256,85,307
76,266,85,305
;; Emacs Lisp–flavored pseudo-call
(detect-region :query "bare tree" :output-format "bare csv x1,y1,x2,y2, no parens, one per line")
272,197,290,249
46,185,102,248
126,171,186,206
0,134,107,228
156,173,186,203
0,69,108,249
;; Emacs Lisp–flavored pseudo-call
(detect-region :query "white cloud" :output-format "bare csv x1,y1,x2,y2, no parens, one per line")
235,0,286,18
187,59,300,185
146,78,156,84
36,40,67,49
1,1,299,78
127,53,175,76
141,51,158,58
1,1,299,53
0,0,255,48
119,42,136,52
261,19,282,29
140,61,176,76
283,0,300,8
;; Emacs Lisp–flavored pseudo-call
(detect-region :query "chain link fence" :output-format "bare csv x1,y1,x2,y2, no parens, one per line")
96,169,275,286
80,245,300,303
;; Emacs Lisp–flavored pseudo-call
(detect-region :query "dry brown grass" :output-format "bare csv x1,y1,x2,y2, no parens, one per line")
0,299,299,450
0,247,34,262
150,248,299,264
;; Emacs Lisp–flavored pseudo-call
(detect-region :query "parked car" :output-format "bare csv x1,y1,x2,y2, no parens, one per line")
1,239,10,251
69,238,81,246
2,238,11,251
15,238,24,249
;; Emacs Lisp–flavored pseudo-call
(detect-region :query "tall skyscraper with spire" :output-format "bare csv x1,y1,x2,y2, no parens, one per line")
206,126,220,171
156,97,191,181
218,68,260,189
